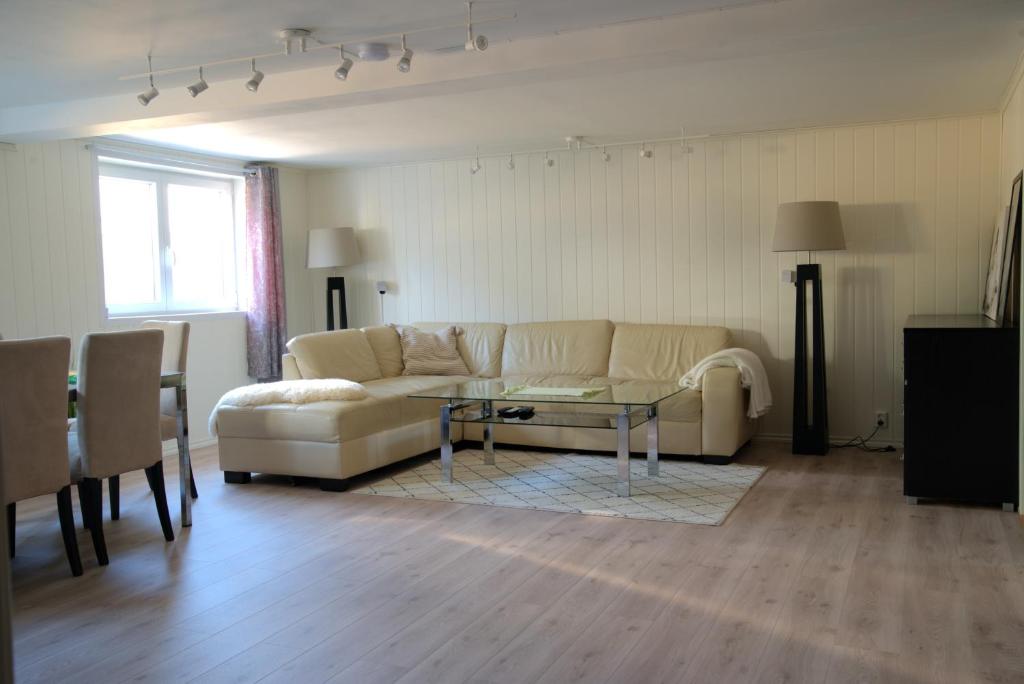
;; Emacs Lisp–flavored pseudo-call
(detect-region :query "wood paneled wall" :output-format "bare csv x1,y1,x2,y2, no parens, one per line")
320,114,1003,441
0,141,309,445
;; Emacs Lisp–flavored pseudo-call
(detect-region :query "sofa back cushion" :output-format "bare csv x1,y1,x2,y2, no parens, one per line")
501,320,614,377
608,323,732,380
361,325,404,377
413,322,507,377
286,330,382,382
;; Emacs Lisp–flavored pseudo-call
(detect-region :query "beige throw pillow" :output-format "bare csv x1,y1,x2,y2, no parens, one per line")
395,325,470,376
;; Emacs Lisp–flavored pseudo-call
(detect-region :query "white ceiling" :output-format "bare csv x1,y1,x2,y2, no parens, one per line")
2,0,1024,166
0,0,757,107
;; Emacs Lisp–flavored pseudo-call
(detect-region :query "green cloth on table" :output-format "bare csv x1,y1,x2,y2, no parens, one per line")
501,385,607,398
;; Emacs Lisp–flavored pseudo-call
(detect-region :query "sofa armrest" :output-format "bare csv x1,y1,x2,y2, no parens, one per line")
282,353,302,380
701,366,757,457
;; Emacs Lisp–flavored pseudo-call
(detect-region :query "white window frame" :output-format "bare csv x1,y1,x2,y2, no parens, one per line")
97,159,246,317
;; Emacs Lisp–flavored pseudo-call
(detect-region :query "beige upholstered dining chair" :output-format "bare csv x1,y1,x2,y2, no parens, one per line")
107,320,194,520
70,330,173,565
0,337,83,577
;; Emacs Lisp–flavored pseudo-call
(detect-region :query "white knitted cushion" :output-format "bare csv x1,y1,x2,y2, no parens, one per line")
395,325,470,376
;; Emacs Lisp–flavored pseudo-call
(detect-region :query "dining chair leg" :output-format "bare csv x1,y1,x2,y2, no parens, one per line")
144,462,175,542
55,486,83,577
83,479,108,566
108,475,120,520
6,503,14,559
77,483,92,530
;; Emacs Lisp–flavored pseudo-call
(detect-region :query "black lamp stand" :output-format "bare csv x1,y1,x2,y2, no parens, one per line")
792,263,829,455
326,276,349,330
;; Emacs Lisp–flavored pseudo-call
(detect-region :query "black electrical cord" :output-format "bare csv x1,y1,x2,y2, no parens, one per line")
830,424,896,452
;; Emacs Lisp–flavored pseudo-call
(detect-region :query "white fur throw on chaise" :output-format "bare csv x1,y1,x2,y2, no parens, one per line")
209,379,367,436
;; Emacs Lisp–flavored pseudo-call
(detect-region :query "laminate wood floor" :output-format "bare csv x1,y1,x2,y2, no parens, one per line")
8,441,1024,683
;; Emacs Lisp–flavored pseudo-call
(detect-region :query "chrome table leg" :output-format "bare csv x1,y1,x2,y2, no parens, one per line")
482,400,495,465
176,383,192,528
441,403,453,483
647,404,659,477
617,410,631,497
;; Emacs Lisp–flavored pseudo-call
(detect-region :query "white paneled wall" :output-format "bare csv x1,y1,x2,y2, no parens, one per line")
313,114,1002,441
0,141,309,445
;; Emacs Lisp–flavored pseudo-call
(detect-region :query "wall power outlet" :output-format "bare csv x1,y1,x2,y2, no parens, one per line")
875,411,889,429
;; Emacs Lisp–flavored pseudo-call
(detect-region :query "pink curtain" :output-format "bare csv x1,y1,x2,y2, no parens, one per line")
245,165,287,381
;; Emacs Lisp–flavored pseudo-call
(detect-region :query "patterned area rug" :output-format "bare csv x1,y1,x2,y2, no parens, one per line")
351,449,765,525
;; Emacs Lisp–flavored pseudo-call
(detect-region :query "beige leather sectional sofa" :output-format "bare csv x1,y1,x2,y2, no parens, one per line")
212,320,757,490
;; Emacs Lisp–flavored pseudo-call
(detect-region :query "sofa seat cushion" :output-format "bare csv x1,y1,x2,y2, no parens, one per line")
215,375,469,444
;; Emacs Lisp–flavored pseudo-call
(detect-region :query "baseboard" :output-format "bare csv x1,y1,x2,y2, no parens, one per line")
162,437,217,457
753,432,905,448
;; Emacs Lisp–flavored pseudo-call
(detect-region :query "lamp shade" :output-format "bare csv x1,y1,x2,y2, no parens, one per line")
307,227,361,268
772,201,845,252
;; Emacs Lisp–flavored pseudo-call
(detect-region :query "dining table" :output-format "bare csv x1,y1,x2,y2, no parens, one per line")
68,371,195,528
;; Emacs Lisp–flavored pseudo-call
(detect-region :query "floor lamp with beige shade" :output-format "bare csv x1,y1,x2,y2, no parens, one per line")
773,201,846,455
307,227,361,330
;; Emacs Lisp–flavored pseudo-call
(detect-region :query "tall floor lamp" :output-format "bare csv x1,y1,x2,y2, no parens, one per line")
772,201,846,455
307,227,361,331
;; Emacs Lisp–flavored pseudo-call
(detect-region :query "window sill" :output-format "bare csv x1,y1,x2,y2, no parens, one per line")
106,310,247,323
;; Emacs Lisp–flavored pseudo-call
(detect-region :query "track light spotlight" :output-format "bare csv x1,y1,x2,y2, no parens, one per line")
545,152,555,168
602,148,611,162
335,45,353,80
137,56,159,106
507,153,515,171
470,149,482,175
639,142,652,159
186,67,208,98
397,34,413,73
138,86,159,106
465,2,489,51
246,59,264,93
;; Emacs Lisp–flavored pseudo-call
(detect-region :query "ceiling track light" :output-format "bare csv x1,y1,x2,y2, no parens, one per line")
335,44,354,80
186,66,208,97
506,153,515,171
245,58,265,93
120,11,516,103
281,28,312,56
397,34,413,73
137,55,159,106
470,147,482,175
545,152,555,168
465,1,488,52
602,147,611,162
639,142,653,159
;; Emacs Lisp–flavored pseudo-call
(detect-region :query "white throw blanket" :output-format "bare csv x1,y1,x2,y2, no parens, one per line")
208,379,367,436
679,348,772,419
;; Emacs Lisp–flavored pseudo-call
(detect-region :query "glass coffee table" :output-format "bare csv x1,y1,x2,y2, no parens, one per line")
409,379,685,497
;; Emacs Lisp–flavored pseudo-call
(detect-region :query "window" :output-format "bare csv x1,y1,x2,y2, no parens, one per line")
97,159,245,316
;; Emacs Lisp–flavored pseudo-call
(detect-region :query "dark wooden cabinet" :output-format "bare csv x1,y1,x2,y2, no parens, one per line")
903,315,1019,509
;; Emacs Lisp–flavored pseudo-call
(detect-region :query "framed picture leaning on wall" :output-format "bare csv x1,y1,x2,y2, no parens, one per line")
983,171,1022,325
983,203,1010,321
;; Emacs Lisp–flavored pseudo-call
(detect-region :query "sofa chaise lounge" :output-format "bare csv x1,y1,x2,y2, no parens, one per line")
211,320,758,490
